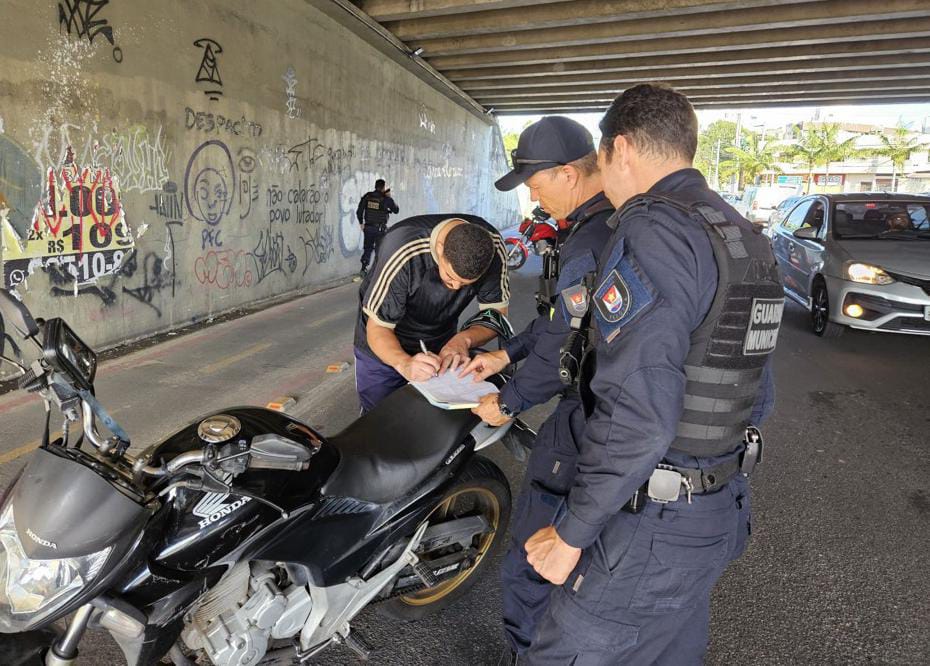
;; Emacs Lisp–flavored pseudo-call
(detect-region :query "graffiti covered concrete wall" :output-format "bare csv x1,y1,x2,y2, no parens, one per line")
0,0,517,350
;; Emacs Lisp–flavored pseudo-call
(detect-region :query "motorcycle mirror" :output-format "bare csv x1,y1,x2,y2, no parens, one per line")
0,289,40,338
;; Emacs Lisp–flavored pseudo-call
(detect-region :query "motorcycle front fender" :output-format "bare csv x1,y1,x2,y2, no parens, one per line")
0,627,57,665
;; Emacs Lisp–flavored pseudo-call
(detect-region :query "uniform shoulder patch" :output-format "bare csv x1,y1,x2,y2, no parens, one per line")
591,240,658,343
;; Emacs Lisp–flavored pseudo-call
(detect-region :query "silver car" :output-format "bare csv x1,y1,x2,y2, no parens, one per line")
770,193,930,337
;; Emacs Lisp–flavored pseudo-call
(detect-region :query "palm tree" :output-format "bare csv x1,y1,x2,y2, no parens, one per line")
783,123,859,193
782,125,822,193
863,124,929,191
722,138,783,187
816,123,860,182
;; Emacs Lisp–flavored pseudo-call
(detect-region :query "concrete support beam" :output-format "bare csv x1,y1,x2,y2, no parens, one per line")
354,0,564,22
409,0,930,56
425,18,930,67
476,78,930,106
458,61,930,93
384,0,803,41
445,39,930,81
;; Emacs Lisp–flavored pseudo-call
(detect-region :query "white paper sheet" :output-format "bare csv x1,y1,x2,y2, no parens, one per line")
411,369,499,409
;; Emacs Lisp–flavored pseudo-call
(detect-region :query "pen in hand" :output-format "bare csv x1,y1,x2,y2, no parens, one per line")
419,339,439,377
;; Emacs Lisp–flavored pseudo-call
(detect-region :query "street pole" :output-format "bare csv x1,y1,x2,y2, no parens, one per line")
733,112,742,193
714,139,721,190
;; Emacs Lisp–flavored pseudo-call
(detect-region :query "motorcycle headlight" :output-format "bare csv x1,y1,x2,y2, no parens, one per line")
846,262,895,285
0,504,110,632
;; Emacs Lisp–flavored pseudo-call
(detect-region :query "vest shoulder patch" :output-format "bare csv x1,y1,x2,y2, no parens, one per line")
592,241,657,343
557,250,598,323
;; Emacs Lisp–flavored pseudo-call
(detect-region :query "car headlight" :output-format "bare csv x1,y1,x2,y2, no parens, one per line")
0,504,110,632
846,262,895,285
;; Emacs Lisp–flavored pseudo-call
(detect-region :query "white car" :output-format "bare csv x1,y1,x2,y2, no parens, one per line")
771,193,930,337
738,185,803,228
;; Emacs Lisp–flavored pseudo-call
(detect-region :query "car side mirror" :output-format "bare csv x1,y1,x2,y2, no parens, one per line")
793,227,822,242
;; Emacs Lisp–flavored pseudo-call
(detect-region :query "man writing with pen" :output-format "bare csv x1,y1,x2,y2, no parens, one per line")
353,213,510,413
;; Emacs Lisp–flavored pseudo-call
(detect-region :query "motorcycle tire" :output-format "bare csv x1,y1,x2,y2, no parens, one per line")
377,455,511,621
504,238,527,271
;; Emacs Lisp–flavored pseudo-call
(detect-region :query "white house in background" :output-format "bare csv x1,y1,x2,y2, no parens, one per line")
765,122,930,194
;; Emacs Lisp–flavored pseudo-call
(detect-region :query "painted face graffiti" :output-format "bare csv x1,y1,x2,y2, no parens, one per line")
184,140,235,227
194,167,229,226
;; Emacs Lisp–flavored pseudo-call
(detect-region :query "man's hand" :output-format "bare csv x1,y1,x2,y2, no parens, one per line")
438,334,471,374
396,353,441,382
472,392,510,426
461,350,510,382
525,526,582,585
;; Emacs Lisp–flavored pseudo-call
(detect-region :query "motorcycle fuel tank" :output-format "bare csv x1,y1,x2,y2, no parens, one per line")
148,407,338,572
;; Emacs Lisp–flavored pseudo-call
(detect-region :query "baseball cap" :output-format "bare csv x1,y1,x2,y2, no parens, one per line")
495,116,595,192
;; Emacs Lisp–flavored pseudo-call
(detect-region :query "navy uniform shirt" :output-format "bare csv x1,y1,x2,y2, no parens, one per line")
356,190,399,225
555,169,775,549
499,193,614,412
354,214,509,358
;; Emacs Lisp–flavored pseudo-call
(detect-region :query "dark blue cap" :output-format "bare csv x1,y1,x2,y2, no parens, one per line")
495,116,595,192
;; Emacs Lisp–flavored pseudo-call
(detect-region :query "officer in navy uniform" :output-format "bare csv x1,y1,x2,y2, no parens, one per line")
356,178,399,276
461,117,615,662
523,84,780,664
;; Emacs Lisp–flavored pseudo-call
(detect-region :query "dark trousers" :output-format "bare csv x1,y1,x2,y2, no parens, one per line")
361,225,385,270
502,400,585,655
354,347,407,413
525,474,752,665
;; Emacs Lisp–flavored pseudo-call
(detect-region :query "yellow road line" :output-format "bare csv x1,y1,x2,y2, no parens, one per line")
0,440,39,466
199,342,273,376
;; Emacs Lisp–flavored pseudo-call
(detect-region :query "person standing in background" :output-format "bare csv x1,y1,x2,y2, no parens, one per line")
356,178,399,277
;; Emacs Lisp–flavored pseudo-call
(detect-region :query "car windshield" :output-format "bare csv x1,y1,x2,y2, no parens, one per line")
833,201,930,240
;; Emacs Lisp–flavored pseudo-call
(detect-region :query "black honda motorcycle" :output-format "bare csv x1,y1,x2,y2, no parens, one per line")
0,289,532,665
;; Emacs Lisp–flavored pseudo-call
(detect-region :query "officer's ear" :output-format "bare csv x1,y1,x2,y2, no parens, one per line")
562,164,580,189
608,135,636,172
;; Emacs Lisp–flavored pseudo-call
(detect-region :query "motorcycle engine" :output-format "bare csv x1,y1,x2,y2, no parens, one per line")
181,562,296,666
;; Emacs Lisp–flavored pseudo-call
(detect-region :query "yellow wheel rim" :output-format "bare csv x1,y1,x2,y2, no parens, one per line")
399,486,500,606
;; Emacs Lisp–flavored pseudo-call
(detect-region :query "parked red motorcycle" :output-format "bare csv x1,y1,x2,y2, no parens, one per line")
504,207,566,270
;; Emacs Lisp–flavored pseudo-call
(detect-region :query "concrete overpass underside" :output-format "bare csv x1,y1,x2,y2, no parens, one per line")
347,0,930,114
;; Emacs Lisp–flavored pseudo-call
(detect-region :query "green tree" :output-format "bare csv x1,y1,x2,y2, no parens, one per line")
817,123,860,181
501,119,535,167
783,123,858,193
863,124,929,191
721,136,783,187
695,120,738,188
502,130,520,167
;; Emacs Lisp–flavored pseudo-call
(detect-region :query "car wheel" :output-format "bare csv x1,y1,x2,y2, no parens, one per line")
811,280,844,338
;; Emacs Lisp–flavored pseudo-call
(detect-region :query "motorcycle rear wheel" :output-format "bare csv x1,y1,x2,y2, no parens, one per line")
377,456,511,621
504,238,527,271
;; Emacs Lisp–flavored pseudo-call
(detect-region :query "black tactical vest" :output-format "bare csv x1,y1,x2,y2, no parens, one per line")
584,188,784,458
362,191,389,226
538,198,615,311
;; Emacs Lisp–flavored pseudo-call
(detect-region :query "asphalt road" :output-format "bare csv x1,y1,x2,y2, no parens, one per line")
1,252,928,665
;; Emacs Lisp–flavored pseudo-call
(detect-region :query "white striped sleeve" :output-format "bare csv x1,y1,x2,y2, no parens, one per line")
477,234,510,310
362,239,431,327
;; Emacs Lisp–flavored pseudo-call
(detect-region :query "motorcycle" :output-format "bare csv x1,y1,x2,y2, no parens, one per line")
503,207,564,271
0,290,533,665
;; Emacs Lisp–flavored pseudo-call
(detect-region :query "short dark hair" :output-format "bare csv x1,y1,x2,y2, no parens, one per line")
599,84,698,163
375,179,386,190
443,222,494,281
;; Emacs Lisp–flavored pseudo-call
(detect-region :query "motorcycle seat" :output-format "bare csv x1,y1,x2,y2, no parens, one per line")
323,385,481,504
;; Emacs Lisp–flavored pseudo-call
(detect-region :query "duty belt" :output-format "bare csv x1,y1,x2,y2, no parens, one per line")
623,426,764,512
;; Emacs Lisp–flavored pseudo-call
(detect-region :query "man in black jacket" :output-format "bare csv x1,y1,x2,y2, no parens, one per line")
356,179,399,276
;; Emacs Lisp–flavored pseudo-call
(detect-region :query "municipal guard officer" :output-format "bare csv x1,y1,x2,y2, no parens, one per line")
523,84,780,664
460,117,614,662
356,178,399,276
